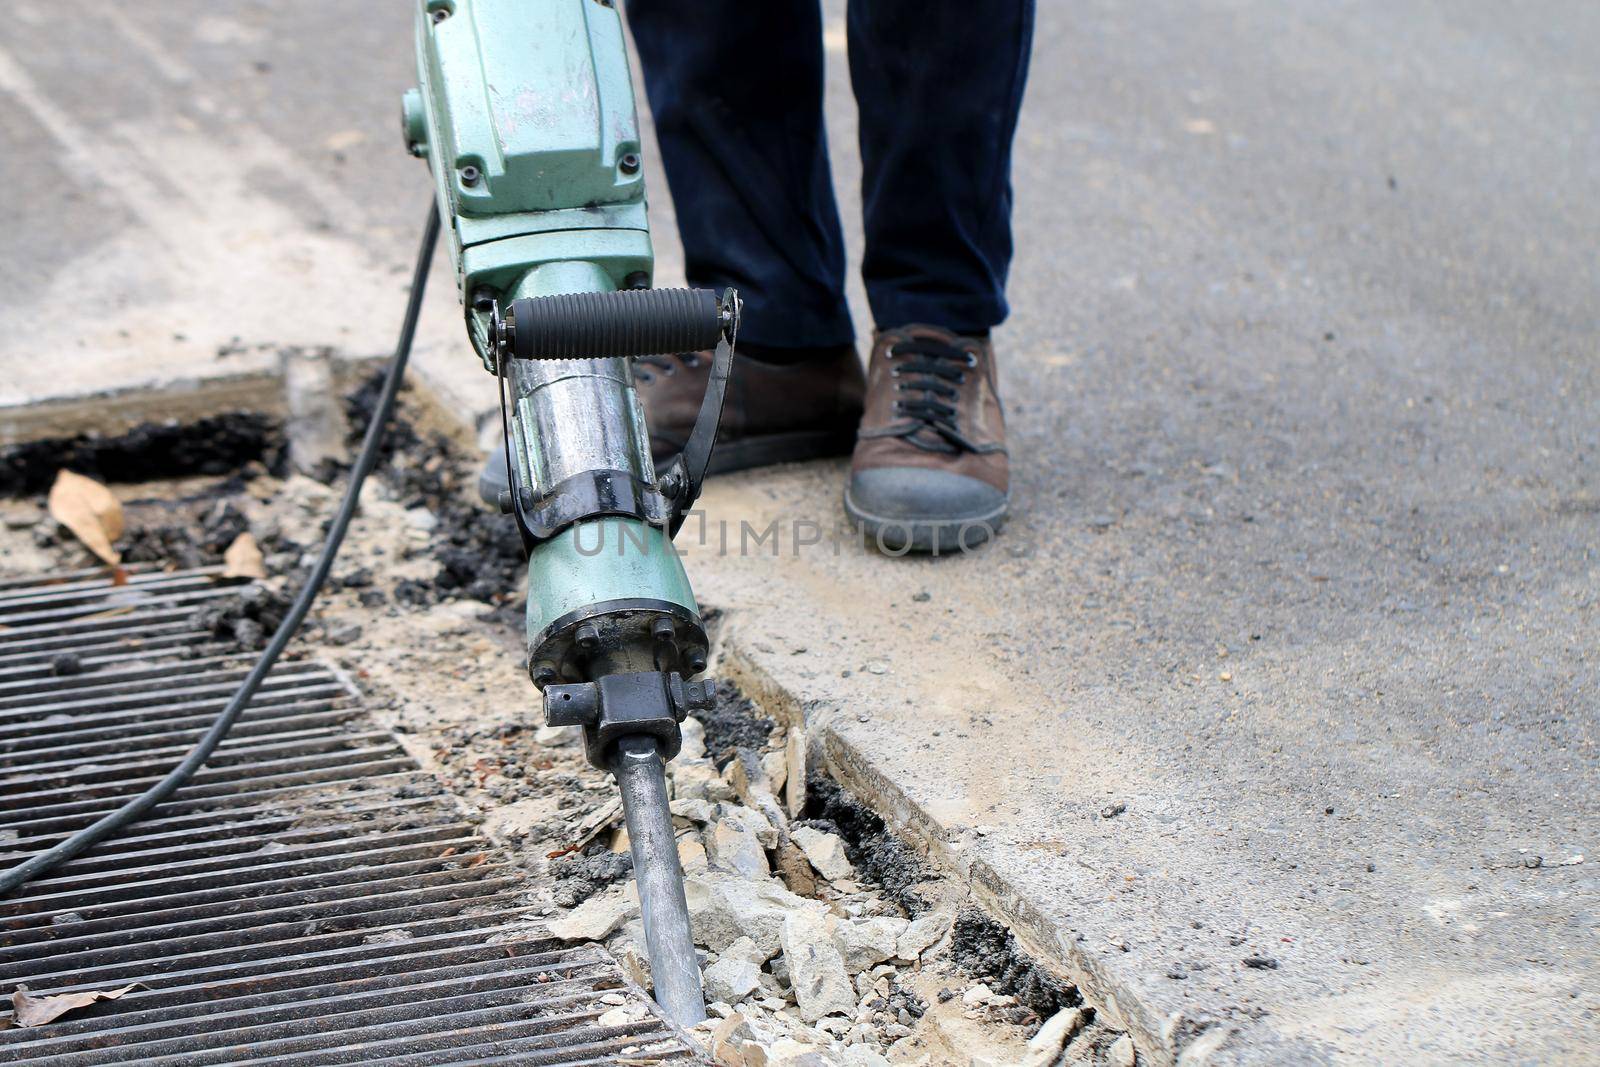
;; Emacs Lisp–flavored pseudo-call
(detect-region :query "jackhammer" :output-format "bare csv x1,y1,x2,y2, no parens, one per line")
0,0,721,1030
402,0,737,1024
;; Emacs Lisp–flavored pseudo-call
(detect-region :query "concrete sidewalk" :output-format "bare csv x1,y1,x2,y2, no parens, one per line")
1,1,1595,1063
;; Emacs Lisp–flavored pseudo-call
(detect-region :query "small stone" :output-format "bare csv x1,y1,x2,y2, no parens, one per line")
599,992,627,1005
961,983,994,1007
1100,801,1127,819
791,827,854,882
896,911,951,959
547,890,635,941
704,956,762,1004
781,911,856,1022
1109,1034,1136,1067
324,622,362,645
534,725,578,748
597,1005,634,1027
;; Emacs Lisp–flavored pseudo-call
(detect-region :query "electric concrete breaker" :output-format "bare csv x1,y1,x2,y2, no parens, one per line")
402,0,735,1024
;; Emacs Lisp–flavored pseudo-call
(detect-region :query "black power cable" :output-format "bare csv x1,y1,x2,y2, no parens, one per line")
0,202,441,896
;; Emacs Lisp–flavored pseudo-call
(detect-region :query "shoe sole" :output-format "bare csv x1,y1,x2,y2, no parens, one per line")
842,488,1009,555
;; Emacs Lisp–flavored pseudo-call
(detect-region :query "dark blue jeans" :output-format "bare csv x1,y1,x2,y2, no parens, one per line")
626,0,1035,350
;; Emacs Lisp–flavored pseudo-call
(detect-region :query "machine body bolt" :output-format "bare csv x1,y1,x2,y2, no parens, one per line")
574,622,601,652
619,153,641,175
460,164,481,186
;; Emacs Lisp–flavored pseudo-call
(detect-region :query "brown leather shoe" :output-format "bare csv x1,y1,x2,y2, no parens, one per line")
845,325,1009,553
635,345,865,474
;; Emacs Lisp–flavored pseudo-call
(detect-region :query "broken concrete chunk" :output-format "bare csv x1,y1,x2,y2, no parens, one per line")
760,1037,832,1067
704,955,762,1004
710,818,771,878
791,826,854,882
678,837,709,873
762,748,789,797
547,889,636,942
832,915,910,974
680,716,707,762
721,935,766,967
597,1002,646,1027
723,804,779,848
1108,1033,1136,1067
669,797,715,824
685,873,823,957
895,910,952,960
780,911,857,1023
1024,1006,1085,1066
784,728,808,818
674,760,736,802
710,1012,757,1066
962,982,996,1007
773,839,819,897
726,746,773,804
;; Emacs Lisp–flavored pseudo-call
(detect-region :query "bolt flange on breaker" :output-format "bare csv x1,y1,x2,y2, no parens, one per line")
403,0,741,1026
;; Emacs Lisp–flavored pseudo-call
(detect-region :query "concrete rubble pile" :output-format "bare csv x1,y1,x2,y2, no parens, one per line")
543,713,978,1066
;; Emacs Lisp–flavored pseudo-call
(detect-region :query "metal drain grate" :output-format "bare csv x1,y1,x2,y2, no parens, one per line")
0,566,698,1064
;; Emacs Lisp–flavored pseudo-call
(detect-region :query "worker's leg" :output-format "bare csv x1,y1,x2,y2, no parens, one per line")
843,0,1034,553
847,0,1035,334
626,0,854,349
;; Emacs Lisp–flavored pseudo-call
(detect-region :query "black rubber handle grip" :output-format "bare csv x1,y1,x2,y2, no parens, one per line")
504,288,724,361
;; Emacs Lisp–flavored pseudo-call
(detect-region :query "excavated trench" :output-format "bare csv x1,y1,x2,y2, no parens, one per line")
0,380,1131,1066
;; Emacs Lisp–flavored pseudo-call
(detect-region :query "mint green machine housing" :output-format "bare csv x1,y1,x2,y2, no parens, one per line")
404,0,707,682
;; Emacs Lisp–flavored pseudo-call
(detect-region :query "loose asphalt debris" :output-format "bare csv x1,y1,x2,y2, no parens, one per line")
950,909,1077,1020
0,413,285,496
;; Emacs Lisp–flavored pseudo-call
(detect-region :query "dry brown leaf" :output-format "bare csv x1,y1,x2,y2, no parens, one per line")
46,471,123,565
221,532,267,580
10,982,144,1027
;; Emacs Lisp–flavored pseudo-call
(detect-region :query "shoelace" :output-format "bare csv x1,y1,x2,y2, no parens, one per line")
633,351,703,385
886,335,983,453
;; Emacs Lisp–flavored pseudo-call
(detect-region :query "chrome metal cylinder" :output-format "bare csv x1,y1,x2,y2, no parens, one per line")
510,355,654,493
612,734,705,1025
